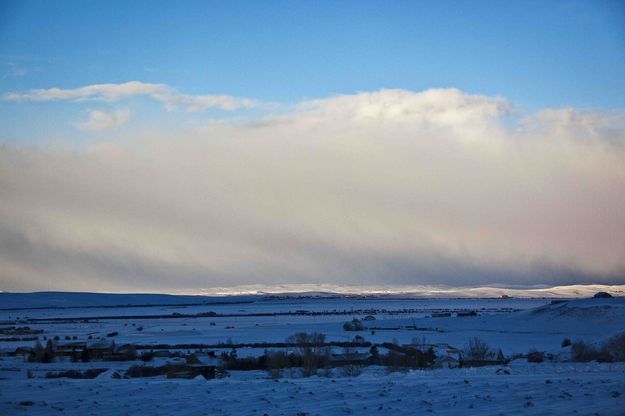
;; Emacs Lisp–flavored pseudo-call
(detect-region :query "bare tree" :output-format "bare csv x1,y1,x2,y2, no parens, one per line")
464,337,493,361
285,332,328,377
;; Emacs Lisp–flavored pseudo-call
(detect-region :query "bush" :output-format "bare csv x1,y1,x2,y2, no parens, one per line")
343,319,364,331
464,337,494,361
561,338,572,347
340,347,363,377
341,364,363,377
185,353,201,365
604,332,625,361
527,350,544,363
139,351,155,362
571,341,612,362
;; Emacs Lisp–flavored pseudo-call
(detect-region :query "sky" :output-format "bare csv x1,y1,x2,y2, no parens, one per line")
0,1,624,292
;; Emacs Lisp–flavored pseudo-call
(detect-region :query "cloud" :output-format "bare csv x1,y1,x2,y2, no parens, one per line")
75,109,131,131
2,81,259,112
1,88,624,292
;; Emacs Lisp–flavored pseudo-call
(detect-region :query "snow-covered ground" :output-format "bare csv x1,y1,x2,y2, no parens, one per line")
2,364,624,415
1,288,624,415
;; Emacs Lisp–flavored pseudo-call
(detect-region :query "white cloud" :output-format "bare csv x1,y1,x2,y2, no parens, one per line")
2,81,259,112
75,109,131,131
1,88,624,292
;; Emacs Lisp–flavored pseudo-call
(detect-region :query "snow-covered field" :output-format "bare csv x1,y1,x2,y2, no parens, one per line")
2,363,625,415
1,288,624,415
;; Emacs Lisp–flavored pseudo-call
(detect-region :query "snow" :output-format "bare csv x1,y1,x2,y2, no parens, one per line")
1,364,624,415
1,289,624,415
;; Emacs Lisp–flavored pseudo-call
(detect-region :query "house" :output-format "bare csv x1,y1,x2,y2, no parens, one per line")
434,356,459,369
329,352,370,365
13,346,34,357
446,348,462,361
85,340,115,359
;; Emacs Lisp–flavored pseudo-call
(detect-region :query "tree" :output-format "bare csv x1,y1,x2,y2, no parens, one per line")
340,346,363,377
343,319,364,331
265,350,289,379
80,346,91,362
369,345,379,362
285,332,328,377
464,337,493,361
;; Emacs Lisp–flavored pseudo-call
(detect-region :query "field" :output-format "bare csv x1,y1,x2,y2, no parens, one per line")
1,290,624,415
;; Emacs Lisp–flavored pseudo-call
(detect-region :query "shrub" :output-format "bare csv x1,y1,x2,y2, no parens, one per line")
571,341,612,362
340,347,363,377
341,364,363,377
463,337,494,361
352,335,366,344
527,350,544,363
561,338,572,347
139,351,155,362
343,319,364,331
185,353,201,365
604,332,625,361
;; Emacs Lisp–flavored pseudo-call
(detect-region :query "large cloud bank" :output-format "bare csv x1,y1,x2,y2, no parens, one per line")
1,88,624,292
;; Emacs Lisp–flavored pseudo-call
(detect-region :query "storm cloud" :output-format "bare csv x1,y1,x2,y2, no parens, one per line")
1,88,624,292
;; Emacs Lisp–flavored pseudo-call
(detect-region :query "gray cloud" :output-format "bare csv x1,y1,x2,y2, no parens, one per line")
1,88,624,292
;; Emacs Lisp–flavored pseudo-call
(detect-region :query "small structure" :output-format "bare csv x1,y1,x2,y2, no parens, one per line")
456,311,478,317
86,340,116,359
330,352,370,365
13,346,34,358
446,348,462,361
434,356,459,369
363,315,376,321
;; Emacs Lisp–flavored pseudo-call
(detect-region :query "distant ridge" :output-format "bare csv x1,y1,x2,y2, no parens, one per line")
2,284,623,310
188,283,625,298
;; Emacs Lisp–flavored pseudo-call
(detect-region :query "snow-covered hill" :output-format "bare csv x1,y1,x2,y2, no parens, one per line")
2,284,623,310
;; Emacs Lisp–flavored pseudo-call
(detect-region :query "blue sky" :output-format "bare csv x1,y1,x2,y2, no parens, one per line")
1,1,625,291
1,0,624,143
